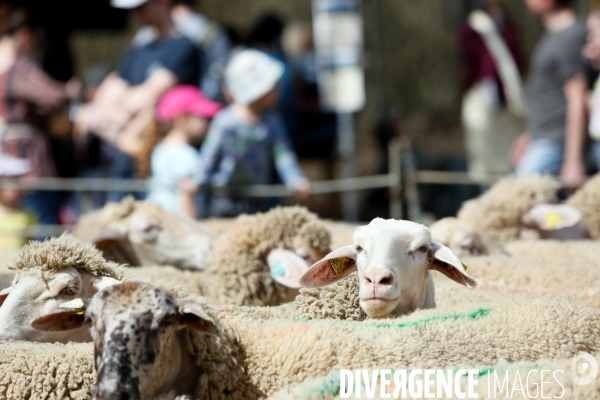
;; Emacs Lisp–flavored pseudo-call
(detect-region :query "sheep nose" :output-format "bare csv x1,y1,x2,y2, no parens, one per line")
363,270,394,287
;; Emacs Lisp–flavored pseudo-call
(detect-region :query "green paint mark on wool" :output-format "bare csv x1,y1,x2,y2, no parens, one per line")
365,307,491,329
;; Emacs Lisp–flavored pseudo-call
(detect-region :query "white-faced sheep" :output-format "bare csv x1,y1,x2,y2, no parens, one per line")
77,202,332,307
429,217,509,257
0,234,127,342
297,218,476,319
457,175,560,242
74,196,215,270
294,240,600,322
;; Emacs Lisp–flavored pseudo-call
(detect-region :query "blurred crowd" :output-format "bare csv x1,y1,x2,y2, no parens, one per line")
2,0,600,250
460,0,600,186
0,0,337,249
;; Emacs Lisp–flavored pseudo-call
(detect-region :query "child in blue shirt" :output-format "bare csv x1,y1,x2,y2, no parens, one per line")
198,49,311,217
147,85,221,217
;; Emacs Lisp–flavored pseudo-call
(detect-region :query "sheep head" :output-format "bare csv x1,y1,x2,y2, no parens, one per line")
77,199,215,270
0,267,120,342
300,218,477,319
31,281,218,400
429,217,509,257
0,234,124,342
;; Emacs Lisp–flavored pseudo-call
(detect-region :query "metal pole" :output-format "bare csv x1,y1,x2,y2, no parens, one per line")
337,112,359,221
388,138,403,220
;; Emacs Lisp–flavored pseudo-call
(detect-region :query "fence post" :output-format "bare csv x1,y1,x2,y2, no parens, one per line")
400,137,423,222
388,138,403,219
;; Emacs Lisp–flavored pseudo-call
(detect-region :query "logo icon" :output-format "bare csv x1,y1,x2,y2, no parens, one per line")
572,352,598,386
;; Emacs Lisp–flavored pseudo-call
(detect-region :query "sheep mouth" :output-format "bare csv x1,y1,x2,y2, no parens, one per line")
361,296,400,310
361,296,399,307
360,297,400,318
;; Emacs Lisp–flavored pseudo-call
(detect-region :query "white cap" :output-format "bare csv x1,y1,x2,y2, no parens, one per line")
224,49,284,105
0,155,30,177
110,0,148,9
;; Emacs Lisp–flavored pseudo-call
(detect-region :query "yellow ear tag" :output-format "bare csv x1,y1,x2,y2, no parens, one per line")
330,257,348,276
546,212,563,230
461,262,468,271
74,311,85,315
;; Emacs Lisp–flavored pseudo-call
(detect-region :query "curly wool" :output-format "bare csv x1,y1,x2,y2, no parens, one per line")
9,233,130,282
565,173,600,239
218,296,600,397
293,272,366,321
457,175,560,242
2,290,599,399
201,206,332,306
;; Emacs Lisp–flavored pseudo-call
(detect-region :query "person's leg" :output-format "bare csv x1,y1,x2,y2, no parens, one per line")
21,191,62,226
106,151,142,202
594,141,600,172
515,139,564,176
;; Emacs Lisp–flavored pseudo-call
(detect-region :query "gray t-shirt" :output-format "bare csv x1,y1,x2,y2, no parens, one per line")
527,21,587,143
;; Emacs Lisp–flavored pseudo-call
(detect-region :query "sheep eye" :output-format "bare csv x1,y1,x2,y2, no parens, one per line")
63,287,78,296
418,245,428,253
356,245,363,253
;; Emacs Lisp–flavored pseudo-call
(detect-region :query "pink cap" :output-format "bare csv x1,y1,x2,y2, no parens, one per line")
157,85,222,122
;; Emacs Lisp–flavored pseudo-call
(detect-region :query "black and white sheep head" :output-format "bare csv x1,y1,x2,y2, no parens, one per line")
94,202,215,270
0,268,120,343
300,218,477,319
31,281,217,400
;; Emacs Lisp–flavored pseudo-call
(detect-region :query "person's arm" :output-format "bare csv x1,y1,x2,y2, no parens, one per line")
197,117,225,187
270,115,311,198
13,58,68,107
561,74,587,187
120,68,178,115
179,178,197,219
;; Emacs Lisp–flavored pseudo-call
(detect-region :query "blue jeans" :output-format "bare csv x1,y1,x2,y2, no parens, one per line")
515,138,563,177
594,141,600,172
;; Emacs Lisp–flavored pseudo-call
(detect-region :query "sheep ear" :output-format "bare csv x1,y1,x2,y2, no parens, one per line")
59,298,88,310
176,299,219,335
0,286,12,307
521,204,582,230
267,248,309,289
299,245,357,288
428,242,477,289
31,310,87,332
94,227,140,266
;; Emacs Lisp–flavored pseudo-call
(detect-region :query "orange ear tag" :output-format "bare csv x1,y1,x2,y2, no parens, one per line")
330,257,349,276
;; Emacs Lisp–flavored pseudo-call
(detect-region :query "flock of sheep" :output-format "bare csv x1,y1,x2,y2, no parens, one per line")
0,173,599,399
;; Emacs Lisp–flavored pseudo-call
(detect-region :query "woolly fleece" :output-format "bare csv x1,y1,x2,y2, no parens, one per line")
2,294,598,399
566,173,600,239
457,175,559,242
218,296,600,397
9,233,130,283
201,206,331,306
